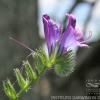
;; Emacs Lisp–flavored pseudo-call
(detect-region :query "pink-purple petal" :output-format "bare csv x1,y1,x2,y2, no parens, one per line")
42,14,60,54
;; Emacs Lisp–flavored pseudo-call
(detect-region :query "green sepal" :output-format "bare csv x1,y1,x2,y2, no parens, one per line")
14,68,29,90
3,79,17,100
55,51,75,77
23,60,37,80
33,48,48,75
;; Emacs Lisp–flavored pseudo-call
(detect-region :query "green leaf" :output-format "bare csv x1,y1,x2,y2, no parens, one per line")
54,51,75,77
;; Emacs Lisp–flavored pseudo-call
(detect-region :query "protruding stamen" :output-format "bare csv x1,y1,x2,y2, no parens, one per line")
80,31,92,44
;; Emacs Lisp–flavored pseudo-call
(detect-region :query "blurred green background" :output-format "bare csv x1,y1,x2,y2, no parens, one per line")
0,0,100,100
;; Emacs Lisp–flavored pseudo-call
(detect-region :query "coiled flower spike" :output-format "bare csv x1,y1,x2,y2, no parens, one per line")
3,13,91,100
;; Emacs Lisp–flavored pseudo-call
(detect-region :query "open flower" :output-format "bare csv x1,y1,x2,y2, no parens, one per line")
42,13,91,55
59,14,91,53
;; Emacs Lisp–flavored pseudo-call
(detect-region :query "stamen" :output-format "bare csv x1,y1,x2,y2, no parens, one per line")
80,31,92,44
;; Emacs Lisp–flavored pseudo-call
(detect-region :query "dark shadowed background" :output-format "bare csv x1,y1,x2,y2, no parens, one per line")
0,0,100,100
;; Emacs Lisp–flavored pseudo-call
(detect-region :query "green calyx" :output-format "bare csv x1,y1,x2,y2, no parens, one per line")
3,79,17,100
23,60,38,80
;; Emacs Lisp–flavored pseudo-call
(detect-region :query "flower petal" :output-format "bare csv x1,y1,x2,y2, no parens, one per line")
59,13,89,54
66,14,76,28
42,14,50,42
42,14,60,54
59,14,76,53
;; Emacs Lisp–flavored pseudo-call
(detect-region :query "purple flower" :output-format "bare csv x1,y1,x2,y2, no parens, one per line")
59,14,91,53
42,14,91,55
42,14,60,54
